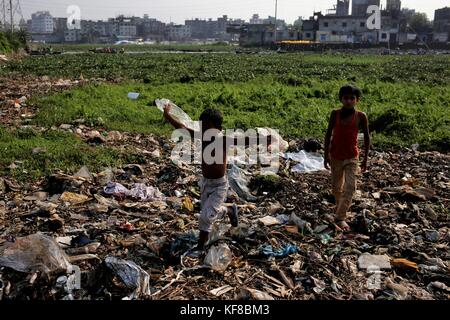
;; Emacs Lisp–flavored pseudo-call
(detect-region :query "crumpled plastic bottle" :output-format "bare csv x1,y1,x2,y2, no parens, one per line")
204,243,232,272
155,99,200,132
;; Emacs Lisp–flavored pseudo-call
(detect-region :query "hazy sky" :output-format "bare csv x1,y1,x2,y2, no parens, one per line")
20,0,449,23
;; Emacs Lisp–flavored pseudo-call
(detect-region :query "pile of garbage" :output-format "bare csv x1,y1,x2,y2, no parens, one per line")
0,127,449,300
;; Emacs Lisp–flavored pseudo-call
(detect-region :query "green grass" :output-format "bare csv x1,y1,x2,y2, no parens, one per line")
0,127,141,180
32,80,450,151
3,54,449,86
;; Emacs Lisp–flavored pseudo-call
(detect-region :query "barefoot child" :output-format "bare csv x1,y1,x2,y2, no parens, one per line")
324,85,370,231
163,105,273,252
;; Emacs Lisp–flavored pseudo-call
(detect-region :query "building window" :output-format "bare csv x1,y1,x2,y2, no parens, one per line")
324,22,329,27
343,22,347,27
289,32,294,38
268,32,273,37
381,33,387,39
306,32,311,38
360,22,365,27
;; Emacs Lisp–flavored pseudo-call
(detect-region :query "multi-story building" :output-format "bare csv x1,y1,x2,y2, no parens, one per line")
386,0,402,16
351,0,380,16
138,17,166,41
250,14,263,24
433,7,450,42
64,29,82,42
167,24,191,41
31,11,54,34
185,18,208,39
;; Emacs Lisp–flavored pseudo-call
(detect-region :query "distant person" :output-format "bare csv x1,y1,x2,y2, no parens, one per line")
324,85,370,231
163,105,274,254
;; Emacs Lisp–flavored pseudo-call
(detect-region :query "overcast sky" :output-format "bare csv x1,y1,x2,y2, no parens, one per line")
20,0,449,23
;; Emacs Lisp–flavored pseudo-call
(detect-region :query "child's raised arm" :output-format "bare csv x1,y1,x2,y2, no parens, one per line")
163,104,196,139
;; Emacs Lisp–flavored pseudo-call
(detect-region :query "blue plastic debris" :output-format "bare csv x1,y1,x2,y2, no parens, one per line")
260,244,299,258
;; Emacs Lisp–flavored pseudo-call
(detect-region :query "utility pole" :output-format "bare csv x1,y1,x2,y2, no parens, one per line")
1,0,6,30
274,0,278,43
9,0,13,32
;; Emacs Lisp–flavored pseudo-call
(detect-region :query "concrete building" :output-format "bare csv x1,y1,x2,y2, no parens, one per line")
351,0,380,16
31,11,54,34
228,23,299,46
185,18,208,39
433,7,450,42
138,17,166,40
250,14,263,24
64,29,82,42
386,0,402,15
317,15,377,43
167,24,191,41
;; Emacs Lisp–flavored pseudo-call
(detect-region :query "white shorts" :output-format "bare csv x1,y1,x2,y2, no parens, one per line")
198,176,228,233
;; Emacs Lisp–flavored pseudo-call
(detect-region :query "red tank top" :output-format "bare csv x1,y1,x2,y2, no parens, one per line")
330,109,359,160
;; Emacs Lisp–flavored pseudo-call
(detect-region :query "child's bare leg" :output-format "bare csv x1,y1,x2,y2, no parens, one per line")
196,230,209,250
226,204,239,227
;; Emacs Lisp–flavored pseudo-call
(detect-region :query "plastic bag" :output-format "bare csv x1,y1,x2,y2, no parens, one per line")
204,243,232,272
103,182,130,198
228,164,257,202
207,224,231,246
256,127,289,153
290,213,313,234
127,92,140,100
104,256,151,299
129,183,165,201
155,99,200,132
282,150,325,173
0,233,72,275
260,243,299,258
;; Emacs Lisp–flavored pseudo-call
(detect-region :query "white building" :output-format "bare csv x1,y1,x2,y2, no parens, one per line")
31,11,54,34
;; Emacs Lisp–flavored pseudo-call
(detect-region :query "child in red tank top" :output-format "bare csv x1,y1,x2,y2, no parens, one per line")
324,85,371,231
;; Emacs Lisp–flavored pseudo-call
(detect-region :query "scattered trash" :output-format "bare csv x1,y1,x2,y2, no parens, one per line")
391,258,419,272
228,165,257,202
104,256,151,299
241,287,274,300
60,192,90,205
261,244,299,258
282,150,325,173
204,243,232,272
127,92,140,100
103,182,165,201
0,233,72,275
358,254,392,270
289,213,313,234
424,229,440,242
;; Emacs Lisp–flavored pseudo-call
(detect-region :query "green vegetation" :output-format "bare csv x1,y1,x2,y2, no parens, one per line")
3,53,449,86
31,80,450,151
0,127,142,180
0,30,27,53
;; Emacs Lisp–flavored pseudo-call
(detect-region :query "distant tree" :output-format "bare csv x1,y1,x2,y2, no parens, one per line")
408,12,432,33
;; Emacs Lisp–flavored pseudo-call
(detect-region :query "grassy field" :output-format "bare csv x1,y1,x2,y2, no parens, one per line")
1,53,449,179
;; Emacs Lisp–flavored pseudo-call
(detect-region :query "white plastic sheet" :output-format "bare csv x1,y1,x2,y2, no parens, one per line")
282,150,326,173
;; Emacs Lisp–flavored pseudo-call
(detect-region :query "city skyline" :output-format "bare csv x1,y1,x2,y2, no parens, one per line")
19,0,450,24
